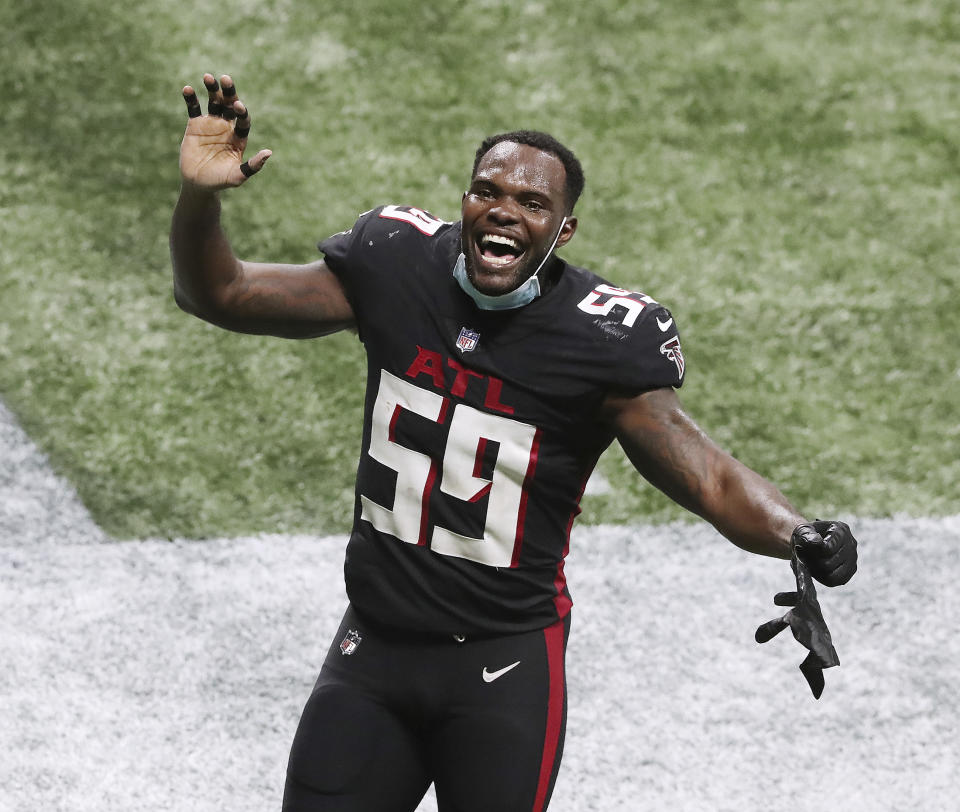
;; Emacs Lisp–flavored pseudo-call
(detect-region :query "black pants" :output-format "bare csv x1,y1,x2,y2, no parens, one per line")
283,605,570,812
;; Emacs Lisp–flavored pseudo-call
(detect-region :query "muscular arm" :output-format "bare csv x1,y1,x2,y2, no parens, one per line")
170,184,355,338
603,387,802,558
170,73,355,339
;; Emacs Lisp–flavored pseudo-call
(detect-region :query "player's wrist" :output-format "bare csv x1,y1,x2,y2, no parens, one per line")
178,181,223,211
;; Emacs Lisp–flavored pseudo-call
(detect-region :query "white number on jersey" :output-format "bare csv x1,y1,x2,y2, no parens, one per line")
361,370,539,567
432,403,538,567
379,205,447,236
576,283,656,327
361,370,446,545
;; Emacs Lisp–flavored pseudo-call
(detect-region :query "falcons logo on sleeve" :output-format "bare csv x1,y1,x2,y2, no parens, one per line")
659,336,684,379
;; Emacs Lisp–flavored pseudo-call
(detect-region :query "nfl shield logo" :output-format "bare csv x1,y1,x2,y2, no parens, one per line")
456,327,480,352
340,629,362,656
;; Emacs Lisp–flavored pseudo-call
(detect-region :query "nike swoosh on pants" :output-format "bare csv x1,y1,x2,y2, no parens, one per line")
482,661,521,683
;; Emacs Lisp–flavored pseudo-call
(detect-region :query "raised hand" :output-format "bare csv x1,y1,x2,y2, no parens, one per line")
179,73,272,190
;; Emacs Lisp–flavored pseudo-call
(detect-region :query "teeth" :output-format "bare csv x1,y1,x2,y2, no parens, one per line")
481,233,521,250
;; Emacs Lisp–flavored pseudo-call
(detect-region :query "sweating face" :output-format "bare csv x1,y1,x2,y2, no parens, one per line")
461,142,577,296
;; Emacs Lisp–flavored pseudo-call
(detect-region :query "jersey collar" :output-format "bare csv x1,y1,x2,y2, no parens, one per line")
452,253,542,310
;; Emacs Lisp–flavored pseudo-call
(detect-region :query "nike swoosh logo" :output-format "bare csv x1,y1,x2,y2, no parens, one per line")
656,316,673,332
482,661,521,683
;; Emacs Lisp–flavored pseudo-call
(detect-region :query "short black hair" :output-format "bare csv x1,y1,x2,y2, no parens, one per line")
472,130,585,214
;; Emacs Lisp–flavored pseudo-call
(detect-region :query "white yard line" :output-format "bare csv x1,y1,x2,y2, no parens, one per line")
1,401,958,811
0,402,106,546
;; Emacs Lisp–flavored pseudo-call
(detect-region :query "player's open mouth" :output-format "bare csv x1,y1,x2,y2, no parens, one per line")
476,232,526,268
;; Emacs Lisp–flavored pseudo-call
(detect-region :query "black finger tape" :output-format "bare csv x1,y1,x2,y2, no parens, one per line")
223,84,237,98
184,92,202,118
223,108,236,121
204,78,219,92
239,161,256,178
208,101,224,116
235,126,250,139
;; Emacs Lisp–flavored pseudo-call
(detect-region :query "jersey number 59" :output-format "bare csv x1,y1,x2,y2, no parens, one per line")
360,370,539,568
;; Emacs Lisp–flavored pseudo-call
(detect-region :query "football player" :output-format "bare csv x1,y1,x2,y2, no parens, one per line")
171,74,857,812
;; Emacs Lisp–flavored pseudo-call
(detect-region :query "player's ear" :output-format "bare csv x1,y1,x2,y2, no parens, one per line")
557,216,578,248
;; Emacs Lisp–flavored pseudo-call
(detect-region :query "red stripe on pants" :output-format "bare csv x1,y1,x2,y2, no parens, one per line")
531,620,565,812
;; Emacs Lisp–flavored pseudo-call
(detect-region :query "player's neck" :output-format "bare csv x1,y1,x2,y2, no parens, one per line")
538,257,563,295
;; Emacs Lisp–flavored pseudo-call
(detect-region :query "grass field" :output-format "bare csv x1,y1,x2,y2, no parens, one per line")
1,0,957,539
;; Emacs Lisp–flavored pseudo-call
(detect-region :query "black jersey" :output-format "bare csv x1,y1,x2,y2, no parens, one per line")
319,205,684,636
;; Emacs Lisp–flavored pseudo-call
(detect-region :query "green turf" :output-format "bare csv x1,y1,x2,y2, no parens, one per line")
1,0,957,538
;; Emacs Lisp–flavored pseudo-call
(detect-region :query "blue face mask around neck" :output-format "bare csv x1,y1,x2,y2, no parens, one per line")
452,253,542,310
452,216,567,311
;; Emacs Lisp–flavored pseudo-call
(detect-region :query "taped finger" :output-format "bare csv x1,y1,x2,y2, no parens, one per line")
220,76,238,120
234,102,250,139
238,149,272,181
773,591,799,606
204,74,223,117
183,88,202,118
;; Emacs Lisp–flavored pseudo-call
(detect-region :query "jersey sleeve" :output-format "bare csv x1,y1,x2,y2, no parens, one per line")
317,207,380,300
572,279,686,393
317,205,397,336
318,205,454,343
617,304,686,391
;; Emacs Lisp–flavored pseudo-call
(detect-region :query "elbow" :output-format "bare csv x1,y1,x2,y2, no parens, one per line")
173,284,220,321
173,286,198,316
173,283,228,324
173,282,251,333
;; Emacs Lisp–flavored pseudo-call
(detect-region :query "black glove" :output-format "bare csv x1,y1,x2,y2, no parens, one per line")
755,550,840,699
792,520,857,587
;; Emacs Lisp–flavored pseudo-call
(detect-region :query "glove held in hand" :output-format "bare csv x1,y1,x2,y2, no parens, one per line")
755,552,840,699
